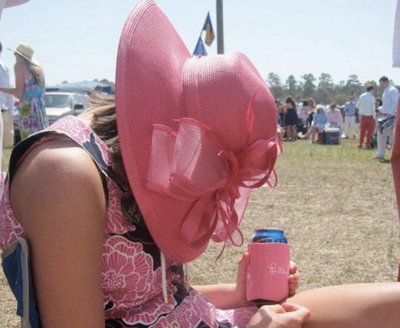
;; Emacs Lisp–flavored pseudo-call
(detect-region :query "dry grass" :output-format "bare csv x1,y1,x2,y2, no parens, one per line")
191,138,400,289
1,137,399,326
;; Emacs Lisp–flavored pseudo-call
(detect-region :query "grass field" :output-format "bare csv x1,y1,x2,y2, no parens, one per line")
1,137,399,326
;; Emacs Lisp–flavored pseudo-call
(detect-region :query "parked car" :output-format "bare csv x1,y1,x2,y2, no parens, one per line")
45,92,90,124
13,92,90,145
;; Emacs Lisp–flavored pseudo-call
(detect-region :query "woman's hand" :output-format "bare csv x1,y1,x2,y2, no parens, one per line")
247,303,310,328
289,261,300,297
234,255,301,305
233,252,252,307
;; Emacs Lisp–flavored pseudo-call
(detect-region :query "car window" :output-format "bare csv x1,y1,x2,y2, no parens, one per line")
73,94,81,105
45,94,73,108
81,95,90,108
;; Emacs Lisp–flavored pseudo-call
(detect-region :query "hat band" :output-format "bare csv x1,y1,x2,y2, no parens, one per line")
147,98,281,255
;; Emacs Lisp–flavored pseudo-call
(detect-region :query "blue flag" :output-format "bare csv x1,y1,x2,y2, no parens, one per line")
202,12,215,46
193,37,208,56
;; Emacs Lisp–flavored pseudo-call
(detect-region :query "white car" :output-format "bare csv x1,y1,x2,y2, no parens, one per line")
45,92,90,125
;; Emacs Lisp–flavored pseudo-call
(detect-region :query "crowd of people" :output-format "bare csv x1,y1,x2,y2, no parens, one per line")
276,76,399,162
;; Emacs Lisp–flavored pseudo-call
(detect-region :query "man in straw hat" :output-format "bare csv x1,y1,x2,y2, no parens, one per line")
2,1,400,328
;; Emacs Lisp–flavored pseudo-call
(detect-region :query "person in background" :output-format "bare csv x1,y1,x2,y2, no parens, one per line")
300,100,310,131
275,99,284,127
376,76,399,161
326,102,343,130
306,98,316,129
356,85,376,149
0,43,48,140
0,41,13,149
299,106,327,144
343,95,357,139
283,96,298,141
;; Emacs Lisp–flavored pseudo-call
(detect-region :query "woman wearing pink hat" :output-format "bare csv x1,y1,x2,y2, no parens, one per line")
2,1,400,328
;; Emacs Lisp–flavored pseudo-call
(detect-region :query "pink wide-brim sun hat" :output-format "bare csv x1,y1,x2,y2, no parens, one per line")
116,0,280,263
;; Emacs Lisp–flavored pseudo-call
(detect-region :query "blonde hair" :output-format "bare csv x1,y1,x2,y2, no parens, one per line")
27,61,45,85
18,54,45,86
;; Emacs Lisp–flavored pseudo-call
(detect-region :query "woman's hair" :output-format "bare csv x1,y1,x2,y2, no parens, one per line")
18,55,45,85
285,96,296,109
84,96,122,169
330,102,337,109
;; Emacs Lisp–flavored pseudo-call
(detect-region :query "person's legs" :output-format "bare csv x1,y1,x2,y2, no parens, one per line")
290,283,400,328
309,126,318,143
2,110,14,148
349,116,356,138
291,126,297,141
359,116,366,147
377,129,387,158
344,116,350,138
286,125,292,140
388,124,395,149
365,116,375,148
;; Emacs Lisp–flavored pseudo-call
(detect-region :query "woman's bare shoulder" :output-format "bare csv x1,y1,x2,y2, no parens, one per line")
12,137,99,182
10,137,107,226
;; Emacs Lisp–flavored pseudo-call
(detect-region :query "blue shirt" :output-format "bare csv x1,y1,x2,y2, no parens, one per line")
344,101,356,116
314,112,327,126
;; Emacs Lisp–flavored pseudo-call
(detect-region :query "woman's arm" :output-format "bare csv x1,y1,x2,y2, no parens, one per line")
193,284,246,310
192,254,250,309
0,63,25,97
10,139,107,328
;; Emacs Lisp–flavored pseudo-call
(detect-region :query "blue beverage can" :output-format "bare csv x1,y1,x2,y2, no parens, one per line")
251,228,287,244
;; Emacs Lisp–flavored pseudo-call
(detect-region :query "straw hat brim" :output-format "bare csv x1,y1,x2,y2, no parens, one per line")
8,48,38,65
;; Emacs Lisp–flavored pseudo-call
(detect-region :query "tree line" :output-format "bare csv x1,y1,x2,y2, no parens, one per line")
266,73,398,105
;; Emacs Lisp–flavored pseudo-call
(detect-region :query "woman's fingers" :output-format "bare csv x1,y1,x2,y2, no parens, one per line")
289,261,298,274
281,303,311,323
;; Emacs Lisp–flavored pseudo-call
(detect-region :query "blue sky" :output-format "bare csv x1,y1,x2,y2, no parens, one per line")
0,0,398,86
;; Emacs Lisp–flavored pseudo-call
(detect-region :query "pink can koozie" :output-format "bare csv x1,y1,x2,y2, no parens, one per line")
246,229,290,304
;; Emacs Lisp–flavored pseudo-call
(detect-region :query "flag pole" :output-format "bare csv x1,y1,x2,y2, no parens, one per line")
216,0,224,54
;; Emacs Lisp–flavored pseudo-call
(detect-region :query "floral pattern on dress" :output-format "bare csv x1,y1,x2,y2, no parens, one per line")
150,289,217,328
120,284,178,326
0,179,23,249
105,179,133,235
101,235,162,309
215,307,257,327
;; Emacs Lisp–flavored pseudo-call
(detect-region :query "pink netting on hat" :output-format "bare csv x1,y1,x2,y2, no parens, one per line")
147,97,281,255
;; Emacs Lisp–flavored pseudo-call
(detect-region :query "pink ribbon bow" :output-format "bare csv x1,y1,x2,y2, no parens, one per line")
147,96,281,254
